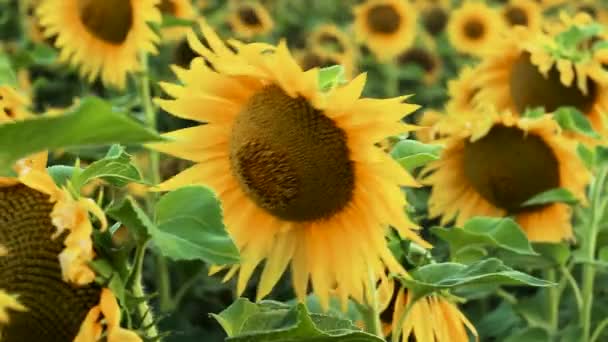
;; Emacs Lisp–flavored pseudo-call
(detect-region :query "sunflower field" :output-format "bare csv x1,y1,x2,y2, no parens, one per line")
5,0,608,341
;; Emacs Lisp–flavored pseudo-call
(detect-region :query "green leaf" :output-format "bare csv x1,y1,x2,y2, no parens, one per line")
318,65,345,91
161,14,196,28
106,198,152,244
556,23,603,49
397,258,554,299
47,165,79,187
532,242,570,266
577,143,595,170
391,140,442,172
0,97,162,176
504,327,550,342
72,144,144,189
152,186,240,265
523,107,546,119
0,54,17,87
521,188,578,207
553,106,600,138
213,299,382,341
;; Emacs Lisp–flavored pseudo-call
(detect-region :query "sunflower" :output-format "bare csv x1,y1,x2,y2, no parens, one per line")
423,110,590,242
148,22,429,310
295,49,356,80
353,0,418,61
412,0,451,36
0,86,31,122
475,24,608,139
447,1,504,57
308,24,355,59
395,46,442,85
501,0,543,31
158,0,196,42
36,0,161,89
415,109,445,143
388,290,477,342
228,1,274,38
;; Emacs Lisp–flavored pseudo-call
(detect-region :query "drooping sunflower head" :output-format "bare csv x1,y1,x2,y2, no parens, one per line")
475,22,608,139
501,0,543,31
353,0,418,61
228,0,274,38
149,22,429,310
447,1,504,57
307,24,355,58
37,0,161,89
157,0,196,42
395,46,442,85
423,110,590,242
413,0,451,36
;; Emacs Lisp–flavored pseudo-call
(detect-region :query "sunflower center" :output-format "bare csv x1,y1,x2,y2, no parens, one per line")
0,185,100,341
463,125,559,213
579,5,597,18
318,33,345,53
510,52,597,114
367,4,401,34
78,0,133,44
397,48,435,72
423,7,448,35
463,19,484,39
238,6,262,26
158,0,176,14
230,85,354,222
504,6,528,26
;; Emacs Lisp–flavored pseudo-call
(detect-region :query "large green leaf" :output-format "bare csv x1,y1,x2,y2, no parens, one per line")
106,198,152,245
390,140,442,171
398,258,554,299
152,186,240,265
521,188,578,207
0,97,162,176
212,298,382,342
72,144,144,189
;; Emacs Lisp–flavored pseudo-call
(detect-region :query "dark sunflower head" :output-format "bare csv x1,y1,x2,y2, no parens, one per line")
422,6,448,36
77,0,134,45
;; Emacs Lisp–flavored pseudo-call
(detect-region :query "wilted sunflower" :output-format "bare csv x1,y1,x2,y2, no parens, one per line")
475,24,608,139
149,22,428,310
395,46,442,85
308,24,355,58
447,1,503,57
157,0,196,41
501,0,542,31
353,0,418,61
228,1,274,38
423,110,590,242
412,0,451,36
36,0,161,89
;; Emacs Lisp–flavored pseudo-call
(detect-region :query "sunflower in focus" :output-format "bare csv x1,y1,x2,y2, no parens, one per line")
447,1,503,57
157,0,196,41
353,0,418,61
149,22,429,310
501,0,543,32
475,23,608,139
36,0,162,89
228,1,274,38
395,46,442,85
412,0,451,36
308,24,355,59
423,110,590,242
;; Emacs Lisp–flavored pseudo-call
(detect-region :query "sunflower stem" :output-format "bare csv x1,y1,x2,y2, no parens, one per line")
581,166,608,342
360,269,383,337
545,268,559,334
131,241,160,339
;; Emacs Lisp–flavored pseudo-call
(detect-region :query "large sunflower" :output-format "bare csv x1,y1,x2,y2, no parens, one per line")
475,24,608,139
228,0,274,38
447,1,504,57
353,0,418,61
36,0,161,89
501,0,543,32
158,0,196,42
423,110,590,242
149,22,429,309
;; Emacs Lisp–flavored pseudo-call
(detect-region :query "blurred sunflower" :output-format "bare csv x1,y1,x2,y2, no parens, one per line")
423,111,590,242
475,24,608,138
228,1,274,38
413,0,451,36
295,49,356,80
415,110,445,143
157,0,196,41
353,0,418,61
571,1,608,24
149,22,429,310
501,0,542,31
37,0,161,89
447,1,503,57
446,65,481,113
0,86,31,122
389,290,477,342
395,46,442,85
308,24,355,58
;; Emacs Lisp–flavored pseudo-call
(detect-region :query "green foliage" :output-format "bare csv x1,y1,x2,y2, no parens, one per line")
521,188,578,207
212,298,382,341
318,65,346,91
0,54,17,87
553,107,600,139
72,144,144,189
390,139,442,172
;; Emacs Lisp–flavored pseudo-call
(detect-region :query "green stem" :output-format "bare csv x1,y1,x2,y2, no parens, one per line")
171,267,205,311
545,268,559,334
359,269,382,337
591,317,608,342
581,167,608,341
131,242,159,339
560,264,583,315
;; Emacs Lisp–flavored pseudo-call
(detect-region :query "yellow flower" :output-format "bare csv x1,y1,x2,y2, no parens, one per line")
158,0,196,42
228,0,274,38
295,49,356,81
37,0,161,89
390,290,477,342
148,22,428,310
395,46,442,85
501,0,543,32
447,1,504,57
412,0,451,36
423,110,591,242
415,110,445,143
446,66,481,114
353,0,418,61
0,86,31,123
308,24,356,59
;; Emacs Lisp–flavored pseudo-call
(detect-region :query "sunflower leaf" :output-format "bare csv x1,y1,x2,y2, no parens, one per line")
318,65,346,91
523,107,546,119
152,186,240,265
0,97,163,176
391,140,442,171
0,54,17,87
161,14,196,28
396,258,554,299
577,143,596,170
213,298,383,341
71,144,144,190
106,197,152,245
521,187,578,207
553,106,600,138
47,165,80,187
